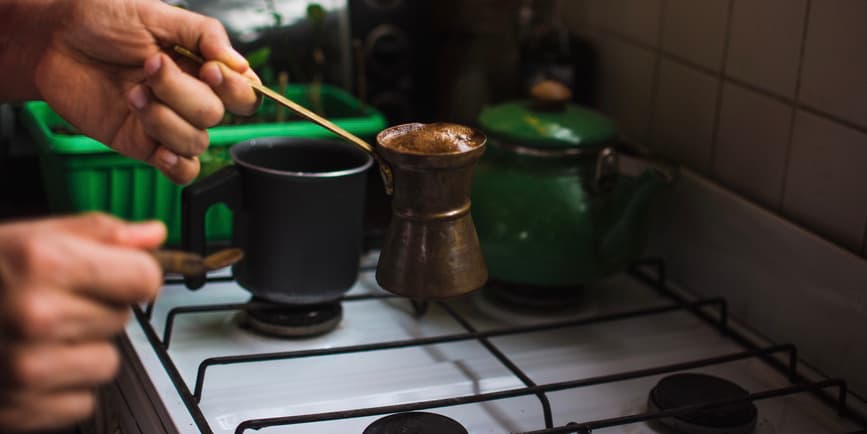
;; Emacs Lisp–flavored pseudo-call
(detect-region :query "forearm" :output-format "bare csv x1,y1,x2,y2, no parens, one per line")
0,0,65,101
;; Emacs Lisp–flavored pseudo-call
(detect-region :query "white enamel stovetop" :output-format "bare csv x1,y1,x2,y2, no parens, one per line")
122,253,862,434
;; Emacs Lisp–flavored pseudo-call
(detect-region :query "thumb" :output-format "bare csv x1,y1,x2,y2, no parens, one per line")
140,2,249,73
48,213,166,249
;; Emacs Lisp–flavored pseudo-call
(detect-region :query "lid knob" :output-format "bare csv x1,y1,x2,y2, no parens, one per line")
530,80,572,110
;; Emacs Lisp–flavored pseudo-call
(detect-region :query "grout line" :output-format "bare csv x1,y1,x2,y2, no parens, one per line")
596,0,665,146
795,104,867,135
707,0,736,175
720,75,867,135
604,29,658,53
643,0,667,146
779,0,814,212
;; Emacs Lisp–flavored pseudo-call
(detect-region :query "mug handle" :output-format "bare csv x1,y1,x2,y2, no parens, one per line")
181,165,243,289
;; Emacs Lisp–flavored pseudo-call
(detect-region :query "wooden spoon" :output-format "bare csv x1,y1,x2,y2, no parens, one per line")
151,248,244,277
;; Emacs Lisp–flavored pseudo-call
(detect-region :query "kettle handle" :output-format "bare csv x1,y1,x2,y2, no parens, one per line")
593,147,620,193
593,147,675,192
181,165,243,289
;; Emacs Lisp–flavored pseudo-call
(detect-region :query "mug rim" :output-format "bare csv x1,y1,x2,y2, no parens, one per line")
230,137,374,178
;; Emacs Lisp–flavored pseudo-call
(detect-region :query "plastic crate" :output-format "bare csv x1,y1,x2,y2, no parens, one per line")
21,84,386,245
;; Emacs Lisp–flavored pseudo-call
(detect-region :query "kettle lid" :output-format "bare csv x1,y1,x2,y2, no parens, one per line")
478,80,617,150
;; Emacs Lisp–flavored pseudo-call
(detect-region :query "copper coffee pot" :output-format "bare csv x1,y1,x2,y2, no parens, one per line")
374,123,488,299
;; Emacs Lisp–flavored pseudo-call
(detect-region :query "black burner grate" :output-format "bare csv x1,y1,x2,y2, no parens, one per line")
131,259,866,434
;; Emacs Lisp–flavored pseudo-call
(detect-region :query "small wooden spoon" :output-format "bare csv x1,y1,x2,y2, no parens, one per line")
151,248,244,277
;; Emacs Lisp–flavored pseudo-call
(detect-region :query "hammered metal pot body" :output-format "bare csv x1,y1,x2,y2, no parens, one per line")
375,137,488,299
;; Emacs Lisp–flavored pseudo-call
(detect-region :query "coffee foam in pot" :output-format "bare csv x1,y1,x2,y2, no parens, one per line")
378,123,484,154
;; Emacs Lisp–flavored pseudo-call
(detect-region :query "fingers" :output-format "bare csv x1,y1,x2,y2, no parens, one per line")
51,235,163,305
117,218,167,248
142,54,224,130
46,213,166,249
133,87,211,158
124,88,203,184
12,289,130,342
4,342,119,391
0,389,96,433
141,4,249,72
200,61,262,116
149,147,201,185
138,1,261,117
5,233,162,306
126,54,214,184
0,215,158,433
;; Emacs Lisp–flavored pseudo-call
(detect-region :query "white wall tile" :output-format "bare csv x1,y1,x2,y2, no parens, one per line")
713,84,792,208
783,111,867,252
598,38,657,142
725,0,808,98
605,0,662,46
661,0,731,71
650,60,720,172
800,0,867,128
647,170,867,396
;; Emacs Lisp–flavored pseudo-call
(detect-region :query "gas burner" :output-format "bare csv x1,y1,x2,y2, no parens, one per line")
647,373,758,434
363,412,468,434
240,299,343,338
483,280,584,310
473,282,596,325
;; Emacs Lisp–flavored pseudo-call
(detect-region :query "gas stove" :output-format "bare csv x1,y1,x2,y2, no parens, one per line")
102,253,866,434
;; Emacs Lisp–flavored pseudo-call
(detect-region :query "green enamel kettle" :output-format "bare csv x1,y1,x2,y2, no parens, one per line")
471,81,672,287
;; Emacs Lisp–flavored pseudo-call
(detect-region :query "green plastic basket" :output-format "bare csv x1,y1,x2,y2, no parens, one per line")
21,84,386,246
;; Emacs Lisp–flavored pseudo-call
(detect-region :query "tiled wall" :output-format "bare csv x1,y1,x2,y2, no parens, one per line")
562,0,867,257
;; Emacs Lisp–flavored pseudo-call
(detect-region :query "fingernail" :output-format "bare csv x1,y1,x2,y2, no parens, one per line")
202,63,223,86
144,54,163,77
227,47,248,69
244,68,261,84
128,86,148,110
158,149,179,168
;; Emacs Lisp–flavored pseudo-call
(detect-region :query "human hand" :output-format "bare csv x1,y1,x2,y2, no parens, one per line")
32,0,261,184
0,213,165,432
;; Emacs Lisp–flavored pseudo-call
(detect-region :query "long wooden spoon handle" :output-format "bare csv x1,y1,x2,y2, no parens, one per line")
171,45,394,194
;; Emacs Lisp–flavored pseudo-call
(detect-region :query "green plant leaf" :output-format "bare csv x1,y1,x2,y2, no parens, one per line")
245,47,272,70
307,3,326,25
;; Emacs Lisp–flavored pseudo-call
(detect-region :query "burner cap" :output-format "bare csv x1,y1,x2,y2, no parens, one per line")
363,412,468,434
484,280,584,310
648,373,758,434
242,300,342,338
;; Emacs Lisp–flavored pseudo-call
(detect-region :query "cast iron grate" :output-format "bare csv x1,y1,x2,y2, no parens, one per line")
131,259,865,434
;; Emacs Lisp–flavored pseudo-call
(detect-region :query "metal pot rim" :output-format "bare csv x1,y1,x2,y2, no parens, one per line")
230,137,373,178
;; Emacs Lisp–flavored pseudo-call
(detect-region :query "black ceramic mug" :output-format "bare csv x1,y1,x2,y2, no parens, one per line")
181,137,373,304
